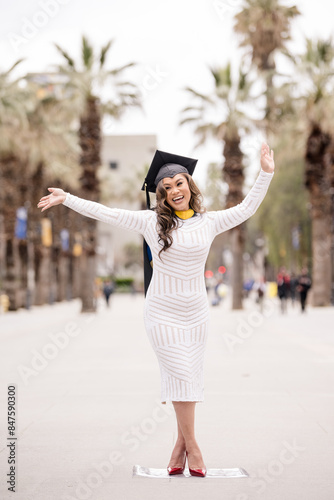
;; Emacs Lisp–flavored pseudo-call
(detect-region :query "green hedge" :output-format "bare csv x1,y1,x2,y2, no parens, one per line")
114,277,134,287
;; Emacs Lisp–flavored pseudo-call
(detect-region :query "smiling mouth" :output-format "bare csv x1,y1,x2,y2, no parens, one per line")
173,196,184,203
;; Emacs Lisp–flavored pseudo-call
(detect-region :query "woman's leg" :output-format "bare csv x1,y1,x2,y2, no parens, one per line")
170,401,205,469
167,413,186,468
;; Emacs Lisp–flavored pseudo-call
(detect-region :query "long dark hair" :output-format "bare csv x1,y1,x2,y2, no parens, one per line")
153,173,206,260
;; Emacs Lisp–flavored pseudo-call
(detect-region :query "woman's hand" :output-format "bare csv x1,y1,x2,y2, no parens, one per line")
37,188,67,212
260,142,275,174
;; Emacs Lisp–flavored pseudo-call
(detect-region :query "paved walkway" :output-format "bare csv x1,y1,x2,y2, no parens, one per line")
0,293,333,500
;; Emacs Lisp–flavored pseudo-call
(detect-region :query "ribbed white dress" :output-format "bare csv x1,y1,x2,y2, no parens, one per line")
62,169,274,404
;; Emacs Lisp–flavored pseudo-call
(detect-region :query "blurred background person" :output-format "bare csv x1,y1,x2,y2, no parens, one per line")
297,267,312,313
277,267,290,314
254,276,266,313
103,279,114,308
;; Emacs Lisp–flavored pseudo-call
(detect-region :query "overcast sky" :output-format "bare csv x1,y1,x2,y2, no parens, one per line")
1,0,333,187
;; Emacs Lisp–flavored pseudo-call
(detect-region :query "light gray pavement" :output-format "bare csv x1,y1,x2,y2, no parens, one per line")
0,292,334,500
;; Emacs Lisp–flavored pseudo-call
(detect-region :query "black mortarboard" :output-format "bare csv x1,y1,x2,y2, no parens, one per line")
141,150,198,296
141,150,198,209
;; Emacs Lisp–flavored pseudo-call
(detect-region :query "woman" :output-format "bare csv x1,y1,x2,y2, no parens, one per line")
37,142,275,477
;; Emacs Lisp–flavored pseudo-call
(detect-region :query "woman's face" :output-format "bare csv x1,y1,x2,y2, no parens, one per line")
162,173,191,211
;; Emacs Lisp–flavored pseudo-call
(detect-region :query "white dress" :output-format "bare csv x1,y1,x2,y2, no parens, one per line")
62,169,274,404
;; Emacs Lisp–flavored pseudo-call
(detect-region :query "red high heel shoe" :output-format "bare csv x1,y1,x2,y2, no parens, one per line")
167,452,187,475
186,451,207,477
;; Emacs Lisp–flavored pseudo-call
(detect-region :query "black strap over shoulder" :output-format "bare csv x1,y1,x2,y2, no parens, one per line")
143,183,153,296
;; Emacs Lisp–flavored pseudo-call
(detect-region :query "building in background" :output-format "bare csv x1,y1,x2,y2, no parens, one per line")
25,72,70,99
97,134,157,286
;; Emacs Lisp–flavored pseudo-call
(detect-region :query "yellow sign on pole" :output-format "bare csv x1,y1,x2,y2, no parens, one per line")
73,232,82,256
267,281,278,298
41,218,52,247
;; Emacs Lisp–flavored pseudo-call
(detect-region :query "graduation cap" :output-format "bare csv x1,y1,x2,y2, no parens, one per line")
141,150,198,295
141,150,198,210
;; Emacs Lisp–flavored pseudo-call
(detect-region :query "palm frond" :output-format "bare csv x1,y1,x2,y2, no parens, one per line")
238,67,247,91
179,116,201,126
82,35,94,69
194,136,207,149
54,43,76,69
183,86,213,103
114,80,138,88
216,122,229,141
180,105,204,114
211,63,232,88
280,47,297,65
117,91,140,100
108,62,136,76
100,40,113,68
193,123,218,148
4,59,25,76
101,102,121,118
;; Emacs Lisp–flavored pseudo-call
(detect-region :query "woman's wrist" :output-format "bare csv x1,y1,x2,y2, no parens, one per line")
260,168,274,176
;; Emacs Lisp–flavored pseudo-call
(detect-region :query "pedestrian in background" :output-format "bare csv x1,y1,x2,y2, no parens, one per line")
297,267,312,313
103,280,114,308
254,277,266,313
277,267,290,314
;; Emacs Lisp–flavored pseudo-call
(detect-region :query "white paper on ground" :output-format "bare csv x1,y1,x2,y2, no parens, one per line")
133,465,249,478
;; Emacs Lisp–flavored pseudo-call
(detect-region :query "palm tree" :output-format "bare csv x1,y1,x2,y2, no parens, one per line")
0,60,32,310
295,38,334,306
234,0,300,131
180,63,255,309
23,78,80,307
252,117,311,274
54,35,141,312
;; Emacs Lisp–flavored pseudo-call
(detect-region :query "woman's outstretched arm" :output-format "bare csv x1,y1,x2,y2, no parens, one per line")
209,143,275,236
37,188,153,235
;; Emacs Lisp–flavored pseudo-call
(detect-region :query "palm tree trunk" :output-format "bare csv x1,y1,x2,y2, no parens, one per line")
231,224,246,309
324,139,334,304
50,191,71,303
30,162,51,306
223,137,245,309
79,249,97,311
72,254,82,299
18,239,28,307
35,246,53,304
305,123,332,306
311,217,331,306
78,96,101,312
57,252,70,301
4,239,21,310
68,210,82,300
264,61,275,135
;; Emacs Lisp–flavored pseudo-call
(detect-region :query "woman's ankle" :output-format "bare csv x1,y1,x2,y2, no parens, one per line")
185,440,201,453
175,437,186,449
